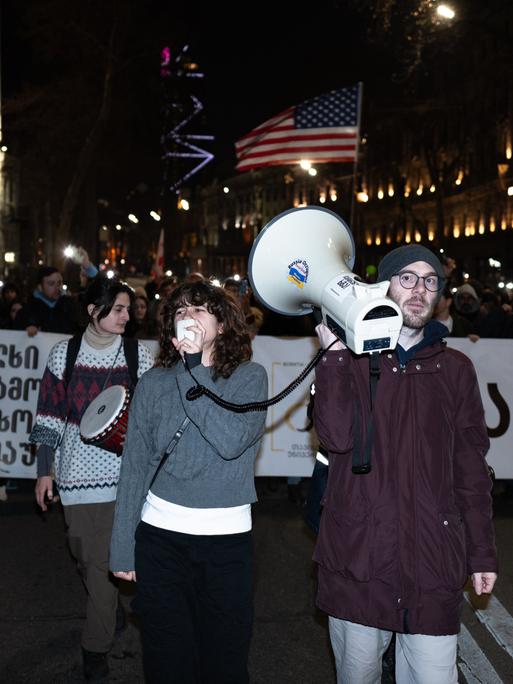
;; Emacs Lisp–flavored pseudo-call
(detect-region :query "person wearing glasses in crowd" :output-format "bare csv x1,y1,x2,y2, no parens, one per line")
313,245,497,683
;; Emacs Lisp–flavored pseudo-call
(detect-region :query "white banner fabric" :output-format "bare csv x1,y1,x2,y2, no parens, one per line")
0,330,512,479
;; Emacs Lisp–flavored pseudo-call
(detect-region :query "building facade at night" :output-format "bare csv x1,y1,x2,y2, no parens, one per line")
179,83,513,288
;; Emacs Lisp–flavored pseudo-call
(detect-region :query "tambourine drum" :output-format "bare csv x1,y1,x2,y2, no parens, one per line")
80,385,131,455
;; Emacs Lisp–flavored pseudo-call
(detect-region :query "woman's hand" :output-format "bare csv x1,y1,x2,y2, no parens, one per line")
173,319,206,357
315,323,346,351
113,571,137,582
35,476,54,512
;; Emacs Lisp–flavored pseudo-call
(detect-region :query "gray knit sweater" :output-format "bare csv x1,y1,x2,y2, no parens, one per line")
109,359,268,571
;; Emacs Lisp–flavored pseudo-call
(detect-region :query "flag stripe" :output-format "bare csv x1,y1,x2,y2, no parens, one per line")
236,129,358,153
235,86,360,172
238,143,357,160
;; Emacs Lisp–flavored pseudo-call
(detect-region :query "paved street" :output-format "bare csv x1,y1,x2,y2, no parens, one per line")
1,478,513,683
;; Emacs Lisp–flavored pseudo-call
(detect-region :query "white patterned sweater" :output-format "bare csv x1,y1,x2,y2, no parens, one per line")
31,336,155,506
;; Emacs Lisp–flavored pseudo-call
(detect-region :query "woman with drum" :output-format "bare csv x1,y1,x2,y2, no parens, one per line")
110,279,268,684
30,276,154,682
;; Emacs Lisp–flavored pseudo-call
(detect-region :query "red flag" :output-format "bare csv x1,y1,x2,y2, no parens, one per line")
235,85,360,172
151,228,165,279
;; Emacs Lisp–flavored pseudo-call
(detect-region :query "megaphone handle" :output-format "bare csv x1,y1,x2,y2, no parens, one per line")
311,307,323,325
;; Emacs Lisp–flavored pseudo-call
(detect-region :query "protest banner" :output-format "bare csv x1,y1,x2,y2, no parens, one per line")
1,331,512,478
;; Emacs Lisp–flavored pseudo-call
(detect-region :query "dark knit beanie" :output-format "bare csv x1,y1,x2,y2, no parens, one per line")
378,245,445,285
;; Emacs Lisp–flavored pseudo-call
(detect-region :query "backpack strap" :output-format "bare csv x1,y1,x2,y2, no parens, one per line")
123,336,139,388
65,333,139,390
64,333,83,390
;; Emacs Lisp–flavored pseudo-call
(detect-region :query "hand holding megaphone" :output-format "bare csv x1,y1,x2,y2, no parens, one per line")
248,206,403,355
315,322,345,350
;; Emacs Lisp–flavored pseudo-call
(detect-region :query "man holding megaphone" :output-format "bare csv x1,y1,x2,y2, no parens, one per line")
311,244,497,683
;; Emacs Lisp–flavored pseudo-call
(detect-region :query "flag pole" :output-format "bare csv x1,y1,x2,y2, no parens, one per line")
349,82,364,234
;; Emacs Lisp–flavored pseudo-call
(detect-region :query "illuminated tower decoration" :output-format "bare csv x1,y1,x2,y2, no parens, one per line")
160,44,214,194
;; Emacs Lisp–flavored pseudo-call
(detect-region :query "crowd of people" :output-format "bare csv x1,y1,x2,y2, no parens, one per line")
3,251,513,343
0,244,507,683
0,268,267,344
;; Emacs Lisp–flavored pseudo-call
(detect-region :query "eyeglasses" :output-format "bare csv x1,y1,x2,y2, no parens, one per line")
393,271,442,292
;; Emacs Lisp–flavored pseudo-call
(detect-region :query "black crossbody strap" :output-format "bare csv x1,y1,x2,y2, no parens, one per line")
149,416,191,489
352,352,381,475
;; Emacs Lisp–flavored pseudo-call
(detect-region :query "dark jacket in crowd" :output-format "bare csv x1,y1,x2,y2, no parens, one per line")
14,292,80,335
448,312,473,337
313,326,496,636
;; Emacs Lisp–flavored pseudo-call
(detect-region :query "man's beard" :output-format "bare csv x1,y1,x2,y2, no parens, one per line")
401,296,435,329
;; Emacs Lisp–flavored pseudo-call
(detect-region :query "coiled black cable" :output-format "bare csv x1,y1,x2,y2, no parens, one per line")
185,340,338,413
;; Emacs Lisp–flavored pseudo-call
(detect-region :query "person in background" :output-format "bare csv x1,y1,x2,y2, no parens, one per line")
125,294,159,340
440,253,457,288
223,276,264,340
30,276,154,682
184,271,206,283
454,283,511,338
110,279,268,684
147,275,180,329
313,244,497,683
433,285,478,340
8,300,24,328
0,281,22,328
14,266,80,336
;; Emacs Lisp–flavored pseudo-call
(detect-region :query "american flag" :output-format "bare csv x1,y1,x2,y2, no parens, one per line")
235,85,360,172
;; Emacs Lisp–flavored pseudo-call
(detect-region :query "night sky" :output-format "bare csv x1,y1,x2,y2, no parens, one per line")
2,1,374,191
178,4,369,169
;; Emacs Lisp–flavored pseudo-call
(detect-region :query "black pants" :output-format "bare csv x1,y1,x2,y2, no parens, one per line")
133,521,254,684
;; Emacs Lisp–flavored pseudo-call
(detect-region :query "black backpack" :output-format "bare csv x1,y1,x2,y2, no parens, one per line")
64,333,139,390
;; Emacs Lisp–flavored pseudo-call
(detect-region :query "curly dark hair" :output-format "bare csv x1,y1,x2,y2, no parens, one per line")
157,280,252,378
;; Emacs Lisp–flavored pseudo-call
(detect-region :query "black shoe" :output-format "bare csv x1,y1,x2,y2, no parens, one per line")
82,648,109,682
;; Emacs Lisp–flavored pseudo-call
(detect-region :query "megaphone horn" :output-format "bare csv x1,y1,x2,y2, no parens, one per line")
248,206,403,354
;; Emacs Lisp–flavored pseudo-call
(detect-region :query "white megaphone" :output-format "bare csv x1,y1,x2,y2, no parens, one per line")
248,206,403,355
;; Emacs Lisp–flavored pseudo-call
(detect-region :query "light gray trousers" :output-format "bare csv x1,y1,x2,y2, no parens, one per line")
329,616,458,684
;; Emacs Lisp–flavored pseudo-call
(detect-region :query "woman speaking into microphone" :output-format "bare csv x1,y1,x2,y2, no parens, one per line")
31,276,154,682
110,279,268,684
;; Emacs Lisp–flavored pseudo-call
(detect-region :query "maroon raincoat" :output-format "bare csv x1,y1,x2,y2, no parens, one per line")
313,340,497,635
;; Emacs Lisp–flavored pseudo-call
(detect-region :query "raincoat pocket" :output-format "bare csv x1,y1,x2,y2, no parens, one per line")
439,512,467,590
314,504,370,582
